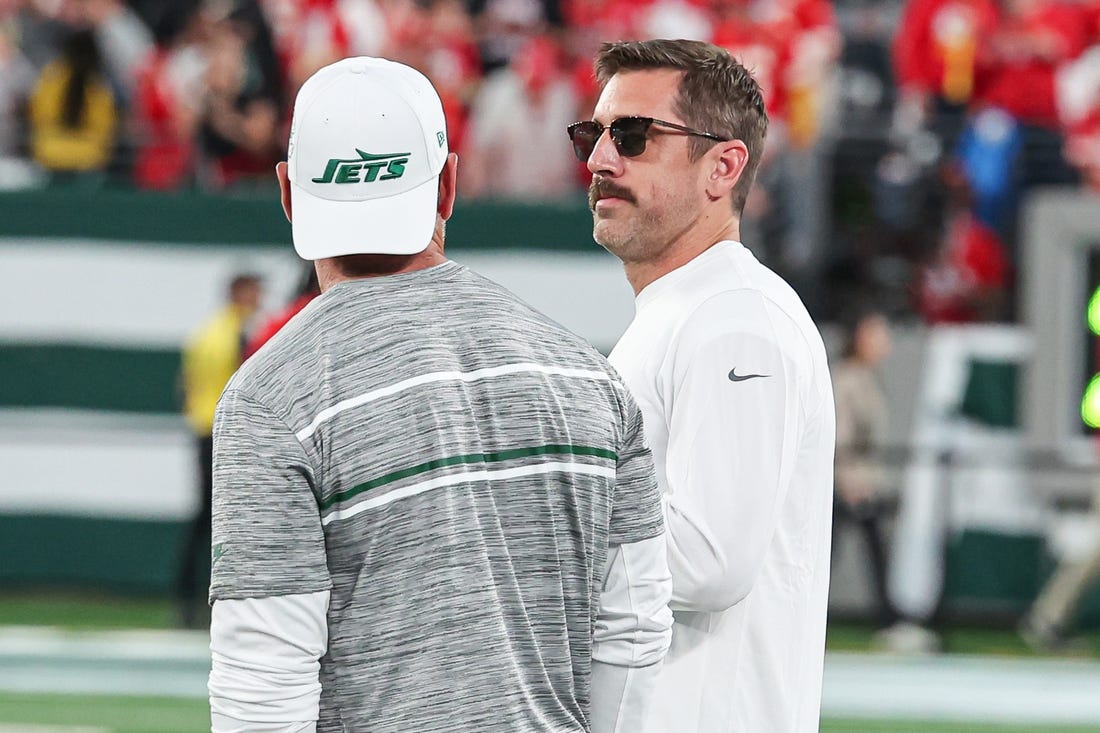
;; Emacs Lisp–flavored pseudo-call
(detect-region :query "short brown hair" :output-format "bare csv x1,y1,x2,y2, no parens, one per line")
595,39,768,216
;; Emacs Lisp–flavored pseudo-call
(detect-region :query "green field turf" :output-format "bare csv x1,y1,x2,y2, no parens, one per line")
0,592,177,630
6,591,1100,657
820,722,1100,733
0,694,1096,733
0,693,208,732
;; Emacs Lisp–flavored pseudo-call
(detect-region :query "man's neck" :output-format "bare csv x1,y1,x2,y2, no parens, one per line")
623,213,741,296
316,239,447,293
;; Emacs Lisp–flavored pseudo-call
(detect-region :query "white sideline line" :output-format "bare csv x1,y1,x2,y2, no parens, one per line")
5,627,1100,724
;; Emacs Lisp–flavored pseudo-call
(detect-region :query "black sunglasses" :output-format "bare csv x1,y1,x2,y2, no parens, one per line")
567,116,728,161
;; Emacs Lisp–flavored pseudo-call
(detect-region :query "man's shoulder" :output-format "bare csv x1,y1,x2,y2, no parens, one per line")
229,302,324,398
462,267,605,353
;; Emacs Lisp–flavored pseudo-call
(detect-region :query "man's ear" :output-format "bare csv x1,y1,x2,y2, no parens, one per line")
276,161,292,222
704,140,750,202
438,153,459,221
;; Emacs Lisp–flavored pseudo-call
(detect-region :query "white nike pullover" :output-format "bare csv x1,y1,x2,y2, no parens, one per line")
609,241,836,733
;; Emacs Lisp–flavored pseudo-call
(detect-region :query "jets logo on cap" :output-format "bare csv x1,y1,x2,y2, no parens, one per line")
312,149,410,184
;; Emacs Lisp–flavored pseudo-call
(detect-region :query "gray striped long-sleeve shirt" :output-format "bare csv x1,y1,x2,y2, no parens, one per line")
209,261,666,732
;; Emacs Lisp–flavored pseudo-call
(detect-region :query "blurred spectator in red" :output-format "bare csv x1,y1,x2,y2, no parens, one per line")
1057,31,1100,190
28,26,117,176
713,0,789,129
950,0,1088,248
713,0,838,146
637,0,711,40
131,2,206,189
971,0,1090,129
918,164,1010,323
263,0,386,94
562,0,645,184
463,33,577,198
197,0,284,189
424,0,481,155
893,0,998,137
243,265,320,360
562,0,645,40
385,0,480,157
714,0,839,287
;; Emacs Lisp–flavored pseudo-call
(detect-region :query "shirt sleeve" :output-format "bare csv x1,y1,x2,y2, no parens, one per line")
209,591,330,731
608,382,665,545
590,536,673,733
662,290,806,613
210,389,332,601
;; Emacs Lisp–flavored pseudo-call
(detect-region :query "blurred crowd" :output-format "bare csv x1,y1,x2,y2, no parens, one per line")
3,0,1100,322
880,0,1100,324
0,0,840,196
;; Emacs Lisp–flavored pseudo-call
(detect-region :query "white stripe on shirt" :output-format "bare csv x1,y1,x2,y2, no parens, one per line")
295,362,615,441
322,461,617,525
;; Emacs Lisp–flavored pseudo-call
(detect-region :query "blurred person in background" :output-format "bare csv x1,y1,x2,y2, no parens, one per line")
463,33,578,198
0,0,36,184
131,0,206,189
177,272,262,629
892,0,998,144
1056,19,1100,193
713,0,840,294
28,25,117,178
574,39,834,732
263,0,386,94
242,263,319,359
208,56,672,732
953,0,1088,248
470,0,561,73
917,162,1010,322
80,0,154,106
1022,487,1100,650
381,0,481,158
831,306,939,653
197,0,284,188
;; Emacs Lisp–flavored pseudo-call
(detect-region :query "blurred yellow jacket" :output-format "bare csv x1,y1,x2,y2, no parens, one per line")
29,61,116,171
182,305,248,436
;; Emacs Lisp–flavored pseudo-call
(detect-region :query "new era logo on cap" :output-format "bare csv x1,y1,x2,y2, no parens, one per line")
286,57,450,260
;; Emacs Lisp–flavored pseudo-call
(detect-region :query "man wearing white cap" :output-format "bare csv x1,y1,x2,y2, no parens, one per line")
206,57,673,733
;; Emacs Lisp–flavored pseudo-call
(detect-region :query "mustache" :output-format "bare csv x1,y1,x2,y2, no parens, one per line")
588,178,636,209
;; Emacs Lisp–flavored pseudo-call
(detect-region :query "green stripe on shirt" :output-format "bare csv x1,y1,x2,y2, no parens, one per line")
320,443,617,511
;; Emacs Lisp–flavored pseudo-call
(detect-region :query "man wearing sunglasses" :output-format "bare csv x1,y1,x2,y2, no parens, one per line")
569,39,836,733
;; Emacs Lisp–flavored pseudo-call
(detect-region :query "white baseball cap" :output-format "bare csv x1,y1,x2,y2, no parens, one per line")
286,57,449,260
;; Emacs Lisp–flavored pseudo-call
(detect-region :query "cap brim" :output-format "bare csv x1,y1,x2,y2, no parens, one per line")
290,175,438,260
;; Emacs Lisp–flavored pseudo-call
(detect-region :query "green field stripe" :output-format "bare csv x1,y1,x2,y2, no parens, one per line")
321,444,617,511
0,692,208,733
0,343,180,413
0,515,187,596
0,190,593,250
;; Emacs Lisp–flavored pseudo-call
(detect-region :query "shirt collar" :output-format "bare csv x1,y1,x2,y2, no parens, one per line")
634,240,743,311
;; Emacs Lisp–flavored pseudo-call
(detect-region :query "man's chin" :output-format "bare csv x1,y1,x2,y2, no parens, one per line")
593,222,627,253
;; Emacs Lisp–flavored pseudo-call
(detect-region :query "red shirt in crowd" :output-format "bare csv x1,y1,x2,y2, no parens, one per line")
972,0,1090,127
919,211,1010,323
893,0,999,105
713,0,836,139
133,49,196,190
